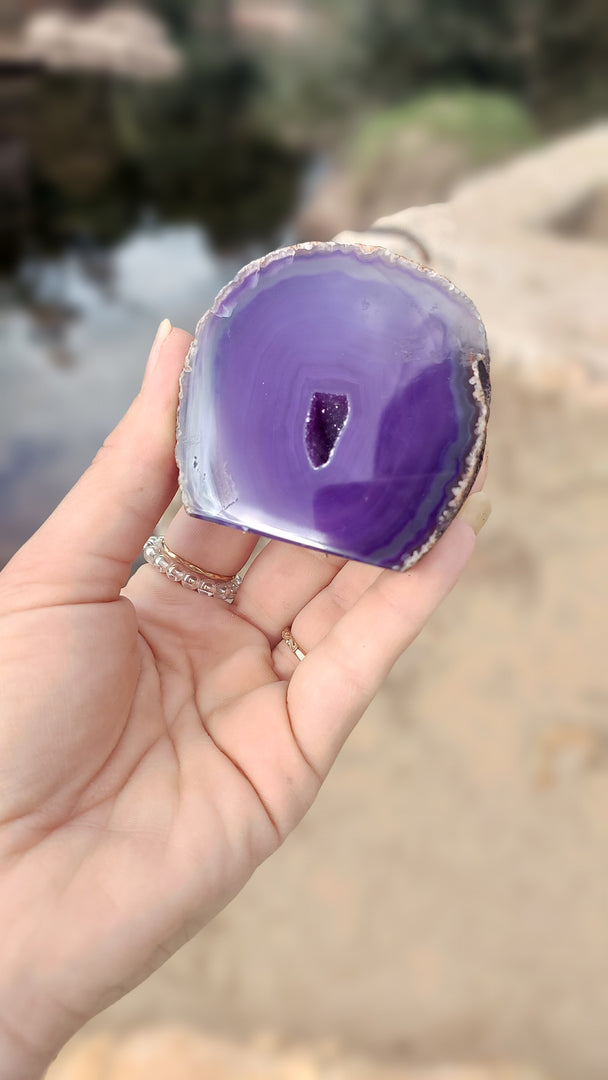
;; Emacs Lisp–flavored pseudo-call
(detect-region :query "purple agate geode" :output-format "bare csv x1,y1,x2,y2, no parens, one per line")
176,242,490,571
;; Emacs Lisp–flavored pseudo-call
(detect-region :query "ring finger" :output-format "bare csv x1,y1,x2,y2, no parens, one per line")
271,450,489,677
271,558,381,678
163,507,259,579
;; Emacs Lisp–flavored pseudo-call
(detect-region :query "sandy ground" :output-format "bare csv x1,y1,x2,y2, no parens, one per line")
47,371,608,1080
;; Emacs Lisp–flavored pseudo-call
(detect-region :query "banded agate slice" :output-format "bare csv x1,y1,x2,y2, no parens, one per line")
176,242,490,570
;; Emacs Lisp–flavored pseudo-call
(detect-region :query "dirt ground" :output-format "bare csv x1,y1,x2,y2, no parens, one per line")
47,370,608,1080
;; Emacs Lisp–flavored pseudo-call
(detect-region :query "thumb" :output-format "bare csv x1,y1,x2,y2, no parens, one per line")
5,321,193,604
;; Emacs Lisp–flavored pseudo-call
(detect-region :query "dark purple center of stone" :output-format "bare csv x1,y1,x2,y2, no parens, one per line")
305,392,350,468
176,244,489,570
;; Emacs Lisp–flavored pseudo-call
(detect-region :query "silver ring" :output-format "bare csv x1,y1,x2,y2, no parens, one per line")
282,627,306,661
143,535,242,603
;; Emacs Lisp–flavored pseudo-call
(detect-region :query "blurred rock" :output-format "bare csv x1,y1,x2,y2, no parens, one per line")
335,124,608,397
232,0,324,43
299,127,472,242
22,6,181,79
297,93,537,241
47,1026,552,1080
548,184,608,244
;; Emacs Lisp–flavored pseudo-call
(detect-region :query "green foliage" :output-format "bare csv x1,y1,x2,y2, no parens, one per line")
349,90,538,170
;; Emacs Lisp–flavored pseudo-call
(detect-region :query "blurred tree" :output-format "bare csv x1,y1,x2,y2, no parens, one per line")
29,75,142,252
317,0,608,125
519,0,608,127
11,0,608,269
144,0,196,40
321,0,517,100
145,0,236,44
114,39,305,250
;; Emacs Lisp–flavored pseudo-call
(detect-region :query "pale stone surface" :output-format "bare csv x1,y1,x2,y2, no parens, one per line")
22,6,181,79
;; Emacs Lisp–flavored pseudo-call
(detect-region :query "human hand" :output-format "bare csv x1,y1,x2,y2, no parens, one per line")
0,323,489,1078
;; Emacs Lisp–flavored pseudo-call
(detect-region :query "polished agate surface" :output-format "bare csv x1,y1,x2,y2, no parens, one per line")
176,242,490,570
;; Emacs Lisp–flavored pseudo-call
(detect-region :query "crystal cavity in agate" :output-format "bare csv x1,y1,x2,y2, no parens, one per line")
176,242,490,571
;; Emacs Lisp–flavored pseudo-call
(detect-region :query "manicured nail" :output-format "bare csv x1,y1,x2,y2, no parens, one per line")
146,318,172,376
458,491,492,535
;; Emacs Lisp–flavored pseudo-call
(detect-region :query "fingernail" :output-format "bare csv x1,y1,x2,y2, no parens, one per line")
146,318,172,376
458,491,492,535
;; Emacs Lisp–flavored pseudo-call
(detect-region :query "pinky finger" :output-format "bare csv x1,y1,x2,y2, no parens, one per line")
286,517,478,779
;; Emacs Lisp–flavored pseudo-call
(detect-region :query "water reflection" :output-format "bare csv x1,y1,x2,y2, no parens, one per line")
0,222,264,567
1,69,305,270
0,50,312,567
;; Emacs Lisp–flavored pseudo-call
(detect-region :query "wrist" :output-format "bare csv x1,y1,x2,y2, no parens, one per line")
0,909,79,1080
0,1013,53,1080
0,973,69,1080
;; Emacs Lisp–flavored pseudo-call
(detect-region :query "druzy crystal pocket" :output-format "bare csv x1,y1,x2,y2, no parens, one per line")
176,242,490,571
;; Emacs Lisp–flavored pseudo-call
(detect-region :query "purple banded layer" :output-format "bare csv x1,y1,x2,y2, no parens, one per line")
176,242,490,571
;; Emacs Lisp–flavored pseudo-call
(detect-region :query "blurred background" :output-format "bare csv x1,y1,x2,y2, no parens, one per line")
2,2,608,1079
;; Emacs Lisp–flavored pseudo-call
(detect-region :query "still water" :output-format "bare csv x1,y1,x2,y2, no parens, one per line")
0,223,266,567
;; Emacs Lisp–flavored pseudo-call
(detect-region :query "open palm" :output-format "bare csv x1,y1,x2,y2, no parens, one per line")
0,327,485,1078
